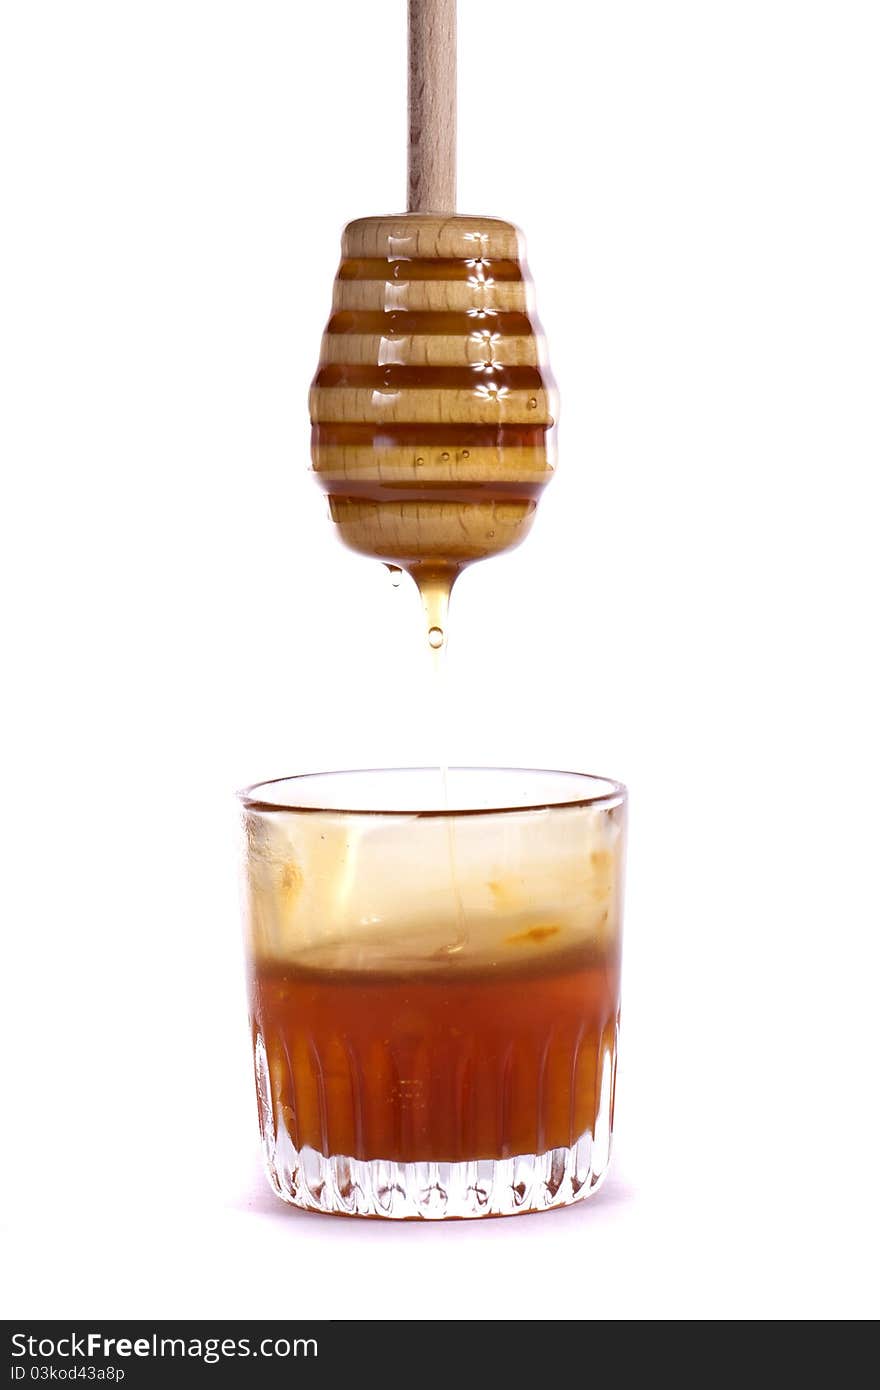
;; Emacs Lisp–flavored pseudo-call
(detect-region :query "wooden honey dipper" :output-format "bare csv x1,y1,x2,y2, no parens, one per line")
309,0,557,646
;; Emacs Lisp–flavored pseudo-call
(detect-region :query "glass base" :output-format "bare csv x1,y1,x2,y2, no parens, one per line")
260,1133,610,1219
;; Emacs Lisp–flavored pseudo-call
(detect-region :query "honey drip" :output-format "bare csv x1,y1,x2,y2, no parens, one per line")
408,560,459,653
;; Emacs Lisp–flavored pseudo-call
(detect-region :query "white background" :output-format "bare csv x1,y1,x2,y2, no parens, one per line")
1,0,878,1320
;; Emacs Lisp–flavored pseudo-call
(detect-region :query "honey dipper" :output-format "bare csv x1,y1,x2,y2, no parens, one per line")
309,0,557,645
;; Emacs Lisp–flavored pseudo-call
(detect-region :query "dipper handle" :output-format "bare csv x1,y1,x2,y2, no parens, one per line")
408,0,457,213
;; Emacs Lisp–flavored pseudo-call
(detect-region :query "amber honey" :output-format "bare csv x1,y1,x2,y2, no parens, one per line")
252,942,619,1166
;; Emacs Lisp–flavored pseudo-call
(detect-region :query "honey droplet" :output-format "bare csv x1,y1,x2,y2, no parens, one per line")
461,450,470,459
386,563,402,588
527,396,538,410
441,452,450,462
415,456,424,466
428,626,444,650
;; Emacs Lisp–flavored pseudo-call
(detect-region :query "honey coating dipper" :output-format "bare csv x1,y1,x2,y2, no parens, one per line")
309,1,557,642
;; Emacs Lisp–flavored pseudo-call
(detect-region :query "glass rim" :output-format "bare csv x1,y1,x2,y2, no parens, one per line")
237,766,627,818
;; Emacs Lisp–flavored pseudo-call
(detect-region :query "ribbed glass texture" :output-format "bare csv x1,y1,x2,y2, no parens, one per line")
241,768,626,1220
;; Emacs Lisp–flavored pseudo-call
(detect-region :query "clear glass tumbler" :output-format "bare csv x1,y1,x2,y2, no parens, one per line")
240,768,626,1219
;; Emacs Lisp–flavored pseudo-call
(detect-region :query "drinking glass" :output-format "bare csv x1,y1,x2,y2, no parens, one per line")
240,767,626,1219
